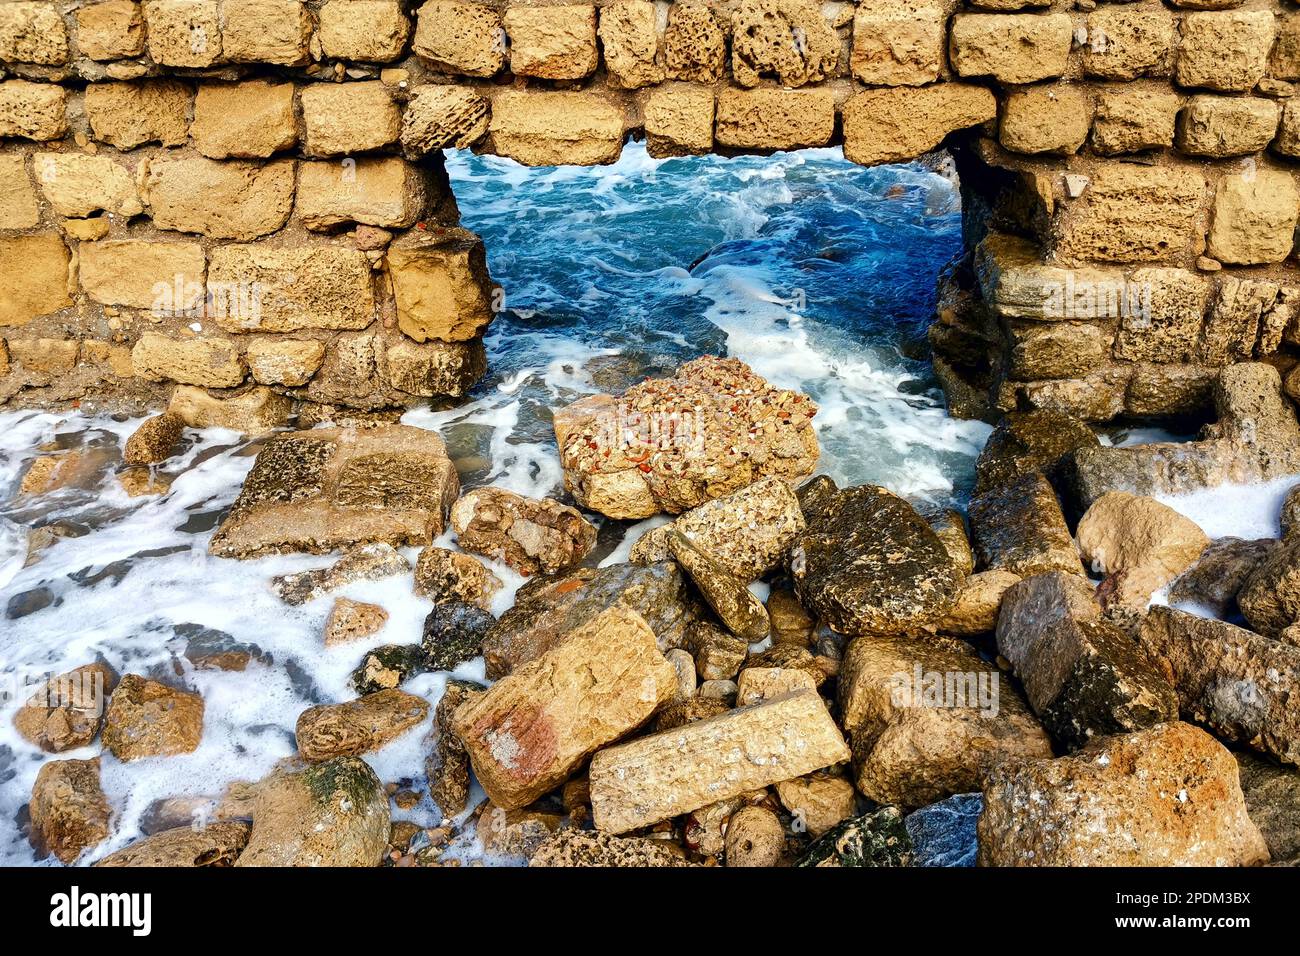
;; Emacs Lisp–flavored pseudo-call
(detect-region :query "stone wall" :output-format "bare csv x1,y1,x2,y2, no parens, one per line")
1,0,1298,423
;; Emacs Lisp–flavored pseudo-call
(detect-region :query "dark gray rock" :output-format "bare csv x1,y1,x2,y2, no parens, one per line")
975,410,1098,497
904,793,982,867
420,600,494,671
796,806,913,867
1168,537,1281,617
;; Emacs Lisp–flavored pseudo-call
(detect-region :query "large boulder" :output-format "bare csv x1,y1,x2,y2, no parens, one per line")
974,410,1099,496
28,758,111,864
235,757,390,867
1140,606,1300,766
978,722,1269,866
210,425,460,558
1236,752,1300,866
996,572,1176,748
554,356,819,518
790,484,961,636
838,632,1052,808
1168,537,1281,616
1238,538,1300,636
969,471,1085,577
450,487,596,576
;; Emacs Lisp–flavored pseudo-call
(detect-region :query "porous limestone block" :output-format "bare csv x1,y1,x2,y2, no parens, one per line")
851,0,948,87
1082,7,1174,81
0,81,68,141
999,85,1091,155
487,90,625,166
949,13,1073,84
842,84,996,166
0,235,72,327
300,82,402,157
643,83,715,157
192,81,297,159
79,240,206,311
296,157,431,231
131,332,246,387
413,0,506,77
141,157,295,241
85,80,191,150
1207,170,1300,267
1091,88,1180,155
206,244,376,333
143,0,222,67
503,4,599,80
318,0,411,62
1175,11,1276,93
0,1,70,65
714,87,835,151
76,0,145,61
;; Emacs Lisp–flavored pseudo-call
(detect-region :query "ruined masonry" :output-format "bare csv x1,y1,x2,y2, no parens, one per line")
2,0,1300,421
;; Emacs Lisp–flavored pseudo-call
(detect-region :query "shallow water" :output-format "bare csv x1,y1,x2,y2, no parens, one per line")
0,144,990,865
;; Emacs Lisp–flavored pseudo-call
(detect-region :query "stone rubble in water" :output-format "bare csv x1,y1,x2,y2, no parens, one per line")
413,545,502,610
123,412,184,465
554,355,819,519
272,542,411,606
425,679,482,819
93,822,251,867
101,674,205,761
322,597,389,646
1236,752,1300,866
209,424,459,559
450,486,596,576
28,758,111,864
1168,536,1281,617
1238,536,1300,637
12,662,118,753
421,599,496,671
667,529,770,641
969,470,1085,578
295,689,430,763
528,828,693,867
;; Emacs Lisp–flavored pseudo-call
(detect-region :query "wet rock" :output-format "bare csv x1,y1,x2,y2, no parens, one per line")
1236,752,1300,865
272,543,411,606
736,665,816,706
481,561,698,678
29,758,112,864
1073,364,1300,507
421,599,494,671
5,586,55,619
1140,606,1300,766
425,679,482,818
796,474,839,517
102,674,204,761
838,632,1052,809
590,690,850,834
180,625,267,672
413,546,502,610
123,412,184,465
790,484,961,636
453,606,678,810
653,695,730,731
478,804,564,861
1077,492,1209,611
904,793,981,867
725,806,785,867
970,471,1084,577
167,384,291,435
555,356,819,519
689,619,748,680
666,648,696,701
296,689,430,762
1283,484,1300,540
323,598,388,646
235,756,391,867
796,806,912,867
117,467,173,497
1168,537,1281,616
975,410,1098,496
997,572,1176,749
921,506,975,579
766,587,814,645
210,425,460,559
978,722,1269,866
629,476,806,579
930,569,1021,636
94,822,250,867
18,450,109,497
528,828,693,867
775,771,857,838
684,796,744,858
450,486,596,576
668,530,769,641
13,662,118,752
349,644,425,696
1239,538,1300,636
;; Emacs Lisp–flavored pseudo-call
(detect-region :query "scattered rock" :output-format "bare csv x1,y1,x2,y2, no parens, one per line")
117,467,173,497
296,690,430,762
555,356,818,519
766,588,815,645
235,757,390,867
790,484,961,636
94,822,250,867
970,471,1084,577
453,605,678,810
775,772,857,838
1239,538,1300,636
272,543,411,606
629,476,806,579
725,806,786,867
421,599,495,671
18,451,105,496
28,758,111,864
210,425,460,559
796,806,912,867
589,690,850,834
478,804,564,861
450,486,596,576
690,620,749,680
736,665,816,706
102,674,204,761
1140,606,1300,766
668,530,769,641
323,598,388,646
698,678,738,702
930,569,1021,636
1236,752,1300,865
413,546,502,610
349,644,426,696
123,412,184,465
921,506,975,579
666,647,696,701
1168,537,1281,616
1076,492,1209,611
978,722,1269,866
654,695,730,731
997,572,1176,749
904,793,981,867
425,679,482,819
528,828,692,867
13,662,118,752
975,410,1098,496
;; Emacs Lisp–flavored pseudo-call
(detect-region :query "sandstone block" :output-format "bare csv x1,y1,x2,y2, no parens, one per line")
851,0,946,86
296,689,429,762
245,338,326,386
0,234,71,327
383,336,486,398
715,87,835,151
1082,7,1174,81
76,0,145,61
322,597,389,646
451,486,596,575
85,80,190,150
1238,537,1300,636
206,244,375,333
999,84,1090,155
1113,266,1209,362
488,90,624,166
0,154,39,229
1175,11,1276,92
0,80,67,140
143,157,294,241
167,383,291,434
386,228,495,342
209,425,460,557
1091,88,1179,155
664,0,726,82
32,153,141,219
94,822,250,867
414,546,502,609
730,0,839,89
80,239,206,310
950,13,1072,84
1207,170,1299,266
29,759,110,864
192,81,296,159
1055,163,1205,264
319,0,411,62
969,471,1083,577
0,1,69,64
132,332,245,387
143,0,221,67
1177,96,1279,157
401,85,490,156
643,83,714,157
452,605,679,810
124,412,184,464
221,0,310,65
13,663,118,753
843,84,996,166
297,157,431,231
1007,320,1110,379
300,82,401,157
102,674,204,760
589,690,850,834
1279,100,1300,159
599,0,664,88
412,0,505,77
504,4,598,80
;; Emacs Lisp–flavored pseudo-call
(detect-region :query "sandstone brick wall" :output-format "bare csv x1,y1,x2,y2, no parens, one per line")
1,0,1298,422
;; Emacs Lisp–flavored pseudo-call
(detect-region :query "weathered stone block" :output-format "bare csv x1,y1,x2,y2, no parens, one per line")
589,690,851,834
1175,11,1276,92
32,153,141,219
80,240,206,310
488,90,624,166
143,0,221,67
1279,100,1300,159
0,155,39,229
221,0,310,65
142,157,295,240
401,86,489,156
715,87,835,151
386,228,494,342
28,759,110,864
843,84,996,166
297,157,430,231
245,338,326,387
504,4,598,80
296,689,429,762
132,332,245,387
412,0,505,77
1113,267,1209,362
1007,320,1110,379
0,234,71,327
1091,88,1180,155
300,82,402,157
999,84,1090,155
599,0,664,88
643,83,714,157
168,383,291,433
851,0,947,87
192,81,296,159
1082,7,1174,81
102,674,204,760
971,471,1084,577
1207,170,1299,266
318,0,411,62
730,0,839,88
1055,164,1206,264
206,244,375,333
663,0,726,82
384,336,486,397
949,13,1072,84
85,80,191,149
1177,96,1279,157
76,0,145,61
0,80,67,141
0,1,69,64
